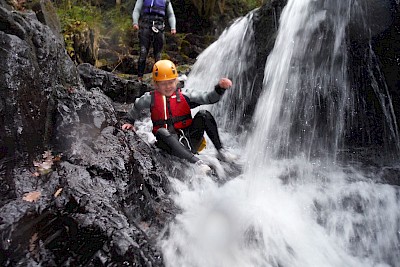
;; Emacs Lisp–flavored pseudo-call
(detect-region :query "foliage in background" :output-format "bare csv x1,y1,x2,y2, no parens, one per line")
55,0,101,59
102,5,134,48
190,0,264,19
55,1,135,61
6,0,42,10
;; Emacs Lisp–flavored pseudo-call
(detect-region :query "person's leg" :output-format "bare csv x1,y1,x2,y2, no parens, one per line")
155,128,199,163
187,110,236,162
153,30,165,62
138,26,152,79
188,110,222,152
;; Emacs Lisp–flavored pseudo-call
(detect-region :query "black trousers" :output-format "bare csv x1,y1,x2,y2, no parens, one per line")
155,110,223,163
138,23,164,78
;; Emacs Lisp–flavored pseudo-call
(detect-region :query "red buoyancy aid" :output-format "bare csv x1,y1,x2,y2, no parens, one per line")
150,89,193,134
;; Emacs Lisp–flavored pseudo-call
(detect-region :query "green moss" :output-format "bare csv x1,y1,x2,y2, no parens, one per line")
101,7,133,46
177,64,191,73
174,33,186,46
56,1,101,29
190,0,264,20
116,73,134,79
95,58,108,68
161,52,170,60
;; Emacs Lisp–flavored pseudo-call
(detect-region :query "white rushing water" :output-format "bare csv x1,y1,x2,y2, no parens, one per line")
159,0,400,266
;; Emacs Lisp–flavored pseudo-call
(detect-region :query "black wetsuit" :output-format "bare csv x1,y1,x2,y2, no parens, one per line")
132,0,176,78
125,85,226,163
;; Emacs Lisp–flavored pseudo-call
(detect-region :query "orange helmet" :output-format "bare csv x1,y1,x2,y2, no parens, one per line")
152,60,178,82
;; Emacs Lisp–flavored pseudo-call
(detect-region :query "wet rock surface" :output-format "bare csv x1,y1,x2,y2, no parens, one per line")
0,2,175,266
77,63,148,103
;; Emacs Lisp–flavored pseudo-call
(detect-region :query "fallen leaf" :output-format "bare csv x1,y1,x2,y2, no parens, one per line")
29,232,38,253
53,155,62,162
23,191,41,202
42,150,53,159
41,160,53,170
54,188,63,197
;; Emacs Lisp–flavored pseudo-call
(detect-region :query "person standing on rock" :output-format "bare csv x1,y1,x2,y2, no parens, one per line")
132,0,176,82
121,60,236,173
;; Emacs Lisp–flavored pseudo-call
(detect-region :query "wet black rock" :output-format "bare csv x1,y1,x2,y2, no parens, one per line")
0,1,175,266
77,63,148,103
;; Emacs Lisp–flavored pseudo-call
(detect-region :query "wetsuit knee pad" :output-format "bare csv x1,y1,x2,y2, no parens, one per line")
197,110,213,120
155,128,171,138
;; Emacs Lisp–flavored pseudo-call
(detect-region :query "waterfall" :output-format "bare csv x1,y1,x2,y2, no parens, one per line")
160,1,400,267
247,0,353,163
184,13,256,133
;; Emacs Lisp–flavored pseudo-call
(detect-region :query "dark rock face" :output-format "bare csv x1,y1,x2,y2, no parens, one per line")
0,2,174,266
77,63,147,103
0,4,81,160
250,0,285,116
345,0,399,155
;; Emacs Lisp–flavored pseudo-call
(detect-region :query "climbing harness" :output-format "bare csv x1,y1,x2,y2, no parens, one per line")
152,21,159,33
178,130,207,153
178,129,192,151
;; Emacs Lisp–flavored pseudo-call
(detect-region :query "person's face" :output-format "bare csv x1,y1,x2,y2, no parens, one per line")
154,79,178,97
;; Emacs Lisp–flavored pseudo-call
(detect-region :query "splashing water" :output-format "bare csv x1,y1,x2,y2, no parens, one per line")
160,1,400,267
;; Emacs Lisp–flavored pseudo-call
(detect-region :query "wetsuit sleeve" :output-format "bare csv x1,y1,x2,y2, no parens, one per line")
183,84,226,108
124,92,152,123
166,2,176,30
132,0,143,25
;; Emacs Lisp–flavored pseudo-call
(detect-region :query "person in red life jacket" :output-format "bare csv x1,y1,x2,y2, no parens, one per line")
132,0,176,82
121,60,235,171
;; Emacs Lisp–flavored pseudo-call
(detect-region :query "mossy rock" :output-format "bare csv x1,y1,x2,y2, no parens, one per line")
177,64,192,75
179,39,192,57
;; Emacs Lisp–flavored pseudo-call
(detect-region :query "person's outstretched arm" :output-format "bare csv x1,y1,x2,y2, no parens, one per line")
184,78,232,107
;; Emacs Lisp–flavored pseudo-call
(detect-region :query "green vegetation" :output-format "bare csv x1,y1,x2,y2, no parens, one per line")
101,6,134,48
56,1,101,59
190,0,264,19
56,1,101,29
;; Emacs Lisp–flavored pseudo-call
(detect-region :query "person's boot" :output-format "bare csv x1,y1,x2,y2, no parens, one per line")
195,160,211,174
217,148,237,163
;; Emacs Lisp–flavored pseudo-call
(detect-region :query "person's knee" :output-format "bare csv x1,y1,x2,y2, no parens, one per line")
155,128,171,138
197,110,214,120
139,46,148,56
